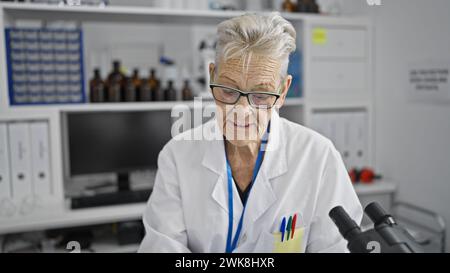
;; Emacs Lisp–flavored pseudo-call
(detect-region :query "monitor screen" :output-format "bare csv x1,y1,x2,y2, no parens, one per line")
65,111,173,176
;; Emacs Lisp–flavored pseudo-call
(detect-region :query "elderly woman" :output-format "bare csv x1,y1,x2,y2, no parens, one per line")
139,13,362,253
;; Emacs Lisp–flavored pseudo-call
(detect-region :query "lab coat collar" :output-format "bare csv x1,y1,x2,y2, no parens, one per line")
204,110,288,223
261,109,288,179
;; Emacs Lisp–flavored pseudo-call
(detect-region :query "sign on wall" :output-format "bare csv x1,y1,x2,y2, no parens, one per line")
407,61,450,104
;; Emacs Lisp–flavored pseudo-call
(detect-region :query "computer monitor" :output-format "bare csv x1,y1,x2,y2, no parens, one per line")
64,110,173,192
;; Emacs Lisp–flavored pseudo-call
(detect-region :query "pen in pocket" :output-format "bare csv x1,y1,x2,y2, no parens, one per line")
279,217,286,242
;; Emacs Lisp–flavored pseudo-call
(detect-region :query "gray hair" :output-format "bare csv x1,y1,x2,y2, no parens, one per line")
214,12,297,79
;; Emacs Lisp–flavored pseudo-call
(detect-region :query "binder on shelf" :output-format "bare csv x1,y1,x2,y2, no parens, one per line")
287,49,302,98
0,123,12,200
30,121,53,202
340,112,353,170
309,112,321,135
351,111,369,169
327,112,340,154
311,111,369,171
0,123,16,218
7,122,33,214
344,113,356,170
310,112,329,139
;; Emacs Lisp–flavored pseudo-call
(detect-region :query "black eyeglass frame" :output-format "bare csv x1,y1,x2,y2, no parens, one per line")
209,83,282,109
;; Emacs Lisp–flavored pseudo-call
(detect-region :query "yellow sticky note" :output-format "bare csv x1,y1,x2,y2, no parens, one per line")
273,227,305,253
312,28,327,45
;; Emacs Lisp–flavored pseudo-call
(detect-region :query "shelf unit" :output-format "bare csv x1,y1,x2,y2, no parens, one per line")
0,3,377,237
0,202,146,235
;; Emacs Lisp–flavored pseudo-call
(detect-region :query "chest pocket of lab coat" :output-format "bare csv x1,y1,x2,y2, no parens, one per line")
257,226,307,253
256,213,308,253
272,227,306,253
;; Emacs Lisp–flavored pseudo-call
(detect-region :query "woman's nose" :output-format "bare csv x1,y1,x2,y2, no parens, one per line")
235,95,251,108
229,96,252,121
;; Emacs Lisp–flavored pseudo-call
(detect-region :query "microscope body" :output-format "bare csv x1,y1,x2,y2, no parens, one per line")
330,202,424,253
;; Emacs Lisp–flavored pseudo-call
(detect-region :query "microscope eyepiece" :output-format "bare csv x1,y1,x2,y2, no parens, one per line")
329,206,362,240
365,202,395,226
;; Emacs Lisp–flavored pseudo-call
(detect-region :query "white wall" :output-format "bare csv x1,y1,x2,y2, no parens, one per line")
338,0,450,251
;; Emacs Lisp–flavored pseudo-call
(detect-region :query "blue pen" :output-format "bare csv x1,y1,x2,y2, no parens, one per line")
279,217,286,242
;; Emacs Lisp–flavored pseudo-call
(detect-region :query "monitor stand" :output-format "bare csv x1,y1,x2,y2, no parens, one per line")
117,172,131,192
70,172,152,209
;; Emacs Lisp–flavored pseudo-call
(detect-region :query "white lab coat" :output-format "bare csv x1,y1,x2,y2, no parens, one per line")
138,110,363,253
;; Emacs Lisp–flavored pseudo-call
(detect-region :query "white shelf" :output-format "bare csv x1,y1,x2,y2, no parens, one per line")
0,202,146,235
52,242,139,253
1,97,304,113
0,3,343,25
354,181,397,196
283,97,304,106
89,240,139,253
5,101,205,113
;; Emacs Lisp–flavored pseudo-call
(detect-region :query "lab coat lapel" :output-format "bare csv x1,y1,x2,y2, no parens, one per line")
202,119,243,222
210,175,244,223
263,110,288,179
240,110,288,236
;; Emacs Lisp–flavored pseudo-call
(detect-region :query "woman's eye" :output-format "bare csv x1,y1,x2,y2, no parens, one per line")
222,89,236,96
253,94,269,100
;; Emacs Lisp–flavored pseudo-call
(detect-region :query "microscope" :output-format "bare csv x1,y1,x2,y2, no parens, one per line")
329,202,424,253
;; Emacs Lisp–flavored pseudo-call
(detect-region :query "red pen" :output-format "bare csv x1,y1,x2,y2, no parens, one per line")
291,214,297,239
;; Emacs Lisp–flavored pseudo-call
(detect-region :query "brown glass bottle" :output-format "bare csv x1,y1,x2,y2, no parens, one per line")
124,77,136,102
297,0,319,13
181,80,193,101
139,81,152,101
132,69,141,93
106,60,125,102
310,0,320,13
123,69,140,102
164,80,177,101
89,68,105,103
148,68,160,101
282,0,296,12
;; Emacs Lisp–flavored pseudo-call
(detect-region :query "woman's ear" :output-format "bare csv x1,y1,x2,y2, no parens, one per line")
208,63,215,95
209,63,215,78
276,75,292,108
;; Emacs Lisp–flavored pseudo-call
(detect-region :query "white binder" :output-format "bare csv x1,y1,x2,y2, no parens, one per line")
311,112,331,141
344,113,357,170
341,112,354,170
1,123,17,218
8,122,33,212
0,123,17,217
310,112,325,136
30,121,53,202
351,112,369,169
331,113,345,160
0,123,12,200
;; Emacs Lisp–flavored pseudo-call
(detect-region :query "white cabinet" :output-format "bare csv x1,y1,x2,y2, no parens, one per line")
310,60,366,91
306,22,370,98
310,27,367,59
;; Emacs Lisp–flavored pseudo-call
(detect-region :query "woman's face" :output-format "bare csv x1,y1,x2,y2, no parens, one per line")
210,55,292,147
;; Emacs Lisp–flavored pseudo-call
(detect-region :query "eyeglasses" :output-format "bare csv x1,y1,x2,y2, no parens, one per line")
209,83,281,109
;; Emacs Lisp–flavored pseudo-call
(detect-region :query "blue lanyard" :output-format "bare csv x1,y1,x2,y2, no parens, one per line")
225,124,270,253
